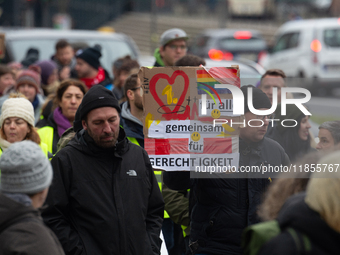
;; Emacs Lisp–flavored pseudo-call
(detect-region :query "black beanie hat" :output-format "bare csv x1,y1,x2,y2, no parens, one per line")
241,85,272,113
73,85,121,132
76,44,102,70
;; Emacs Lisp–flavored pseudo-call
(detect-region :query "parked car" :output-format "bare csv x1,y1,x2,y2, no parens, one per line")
0,28,140,77
264,18,340,95
188,29,268,64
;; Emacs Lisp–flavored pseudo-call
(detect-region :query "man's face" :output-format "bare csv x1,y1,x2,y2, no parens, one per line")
133,78,143,110
82,107,120,148
75,58,94,78
239,109,270,143
260,75,285,104
159,39,187,66
56,46,74,66
316,128,335,151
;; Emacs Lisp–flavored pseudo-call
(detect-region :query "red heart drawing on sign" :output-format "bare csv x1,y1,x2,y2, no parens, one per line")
149,70,190,115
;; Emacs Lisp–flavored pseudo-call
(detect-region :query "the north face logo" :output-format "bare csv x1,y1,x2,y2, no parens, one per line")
126,170,137,176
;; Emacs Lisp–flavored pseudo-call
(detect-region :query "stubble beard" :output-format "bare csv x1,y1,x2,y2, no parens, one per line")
87,127,119,148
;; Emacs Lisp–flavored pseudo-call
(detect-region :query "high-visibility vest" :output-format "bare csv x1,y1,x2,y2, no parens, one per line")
37,126,54,155
127,136,169,218
181,225,189,238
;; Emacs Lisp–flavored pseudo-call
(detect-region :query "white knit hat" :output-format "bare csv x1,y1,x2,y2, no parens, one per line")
0,98,35,127
0,140,53,194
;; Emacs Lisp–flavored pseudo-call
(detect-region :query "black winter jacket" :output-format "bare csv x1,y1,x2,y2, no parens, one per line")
0,194,64,255
42,128,164,255
163,137,290,255
259,193,340,255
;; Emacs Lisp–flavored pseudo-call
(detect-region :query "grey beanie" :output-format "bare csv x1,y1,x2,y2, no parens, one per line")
0,140,52,194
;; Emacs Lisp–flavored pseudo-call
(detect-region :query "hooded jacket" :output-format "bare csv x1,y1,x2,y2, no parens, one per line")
120,101,144,147
163,136,290,255
259,193,340,255
42,127,164,255
0,193,64,255
153,48,165,67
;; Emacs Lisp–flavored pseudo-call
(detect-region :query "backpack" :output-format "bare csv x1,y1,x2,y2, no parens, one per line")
242,220,312,255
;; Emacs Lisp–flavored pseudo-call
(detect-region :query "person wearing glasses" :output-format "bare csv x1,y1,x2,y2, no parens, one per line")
269,104,314,162
164,85,290,255
120,73,144,147
153,28,189,67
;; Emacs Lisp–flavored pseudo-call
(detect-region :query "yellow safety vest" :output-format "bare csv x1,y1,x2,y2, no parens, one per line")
37,126,54,155
127,136,169,218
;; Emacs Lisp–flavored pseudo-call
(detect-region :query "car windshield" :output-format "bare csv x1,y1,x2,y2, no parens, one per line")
218,37,266,52
323,28,340,47
8,38,137,76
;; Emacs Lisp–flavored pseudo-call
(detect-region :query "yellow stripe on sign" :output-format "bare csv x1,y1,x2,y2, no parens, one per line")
222,123,235,132
197,78,218,82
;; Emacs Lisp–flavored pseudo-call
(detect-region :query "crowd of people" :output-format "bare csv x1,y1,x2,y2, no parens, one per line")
0,27,339,255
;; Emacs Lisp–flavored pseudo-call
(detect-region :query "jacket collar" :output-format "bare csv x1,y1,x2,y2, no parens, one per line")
239,137,264,156
76,127,128,156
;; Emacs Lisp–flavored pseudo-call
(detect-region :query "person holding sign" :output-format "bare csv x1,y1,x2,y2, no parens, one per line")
164,85,290,255
42,85,164,255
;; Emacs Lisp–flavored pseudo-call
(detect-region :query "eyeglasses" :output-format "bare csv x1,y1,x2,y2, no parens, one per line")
129,86,143,96
254,114,274,120
168,45,187,50
130,86,142,91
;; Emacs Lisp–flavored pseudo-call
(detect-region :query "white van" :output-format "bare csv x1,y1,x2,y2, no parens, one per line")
264,18,340,95
0,28,140,77
228,0,275,18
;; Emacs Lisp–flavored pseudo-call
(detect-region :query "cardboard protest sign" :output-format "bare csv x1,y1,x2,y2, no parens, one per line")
139,66,243,171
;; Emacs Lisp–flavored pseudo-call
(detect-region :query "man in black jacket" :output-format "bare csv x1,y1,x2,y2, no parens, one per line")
42,86,164,255
164,85,290,255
